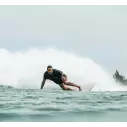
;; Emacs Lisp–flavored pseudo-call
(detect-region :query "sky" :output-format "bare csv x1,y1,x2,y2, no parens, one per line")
0,5,127,75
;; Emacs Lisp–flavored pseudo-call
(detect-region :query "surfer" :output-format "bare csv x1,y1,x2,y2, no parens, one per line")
40,65,81,91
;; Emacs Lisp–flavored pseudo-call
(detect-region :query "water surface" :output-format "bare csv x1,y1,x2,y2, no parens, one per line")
0,85,127,122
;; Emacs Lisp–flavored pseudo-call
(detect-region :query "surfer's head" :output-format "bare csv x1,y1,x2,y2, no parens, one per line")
47,65,53,75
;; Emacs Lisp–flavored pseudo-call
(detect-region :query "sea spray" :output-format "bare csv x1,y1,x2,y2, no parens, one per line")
0,48,126,91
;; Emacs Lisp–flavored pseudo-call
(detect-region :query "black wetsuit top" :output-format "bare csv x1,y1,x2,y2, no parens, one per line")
44,69,65,84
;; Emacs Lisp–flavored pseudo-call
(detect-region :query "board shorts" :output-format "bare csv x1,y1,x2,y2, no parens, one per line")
53,77,63,84
53,75,67,85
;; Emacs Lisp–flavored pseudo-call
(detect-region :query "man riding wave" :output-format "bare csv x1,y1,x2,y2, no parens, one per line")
40,65,81,91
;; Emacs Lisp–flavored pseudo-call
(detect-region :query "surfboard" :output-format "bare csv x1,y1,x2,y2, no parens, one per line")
64,84,95,91
88,84,95,91
81,84,95,91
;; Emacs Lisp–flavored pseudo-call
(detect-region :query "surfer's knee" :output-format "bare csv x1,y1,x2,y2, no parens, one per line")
62,86,70,90
59,84,66,90
62,85,69,90
61,76,67,83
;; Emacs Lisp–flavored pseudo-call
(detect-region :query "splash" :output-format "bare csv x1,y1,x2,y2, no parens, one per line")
0,48,126,91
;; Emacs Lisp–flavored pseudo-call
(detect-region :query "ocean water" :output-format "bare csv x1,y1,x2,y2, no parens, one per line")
0,85,127,122
0,48,127,122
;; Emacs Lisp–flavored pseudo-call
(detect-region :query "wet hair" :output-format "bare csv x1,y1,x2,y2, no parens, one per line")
47,65,52,69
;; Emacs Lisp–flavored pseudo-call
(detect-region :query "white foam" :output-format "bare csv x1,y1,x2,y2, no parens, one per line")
0,48,126,91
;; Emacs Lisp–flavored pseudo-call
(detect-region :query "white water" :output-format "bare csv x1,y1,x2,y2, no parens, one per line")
0,48,126,91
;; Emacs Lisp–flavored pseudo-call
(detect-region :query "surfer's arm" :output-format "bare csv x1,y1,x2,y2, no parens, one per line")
40,74,46,89
56,69,67,79
41,79,46,89
62,73,67,78
60,71,67,78
61,72,67,81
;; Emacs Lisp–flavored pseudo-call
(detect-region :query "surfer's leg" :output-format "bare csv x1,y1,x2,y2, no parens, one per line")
59,83,72,90
61,76,81,91
65,82,81,91
55,77,73,90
